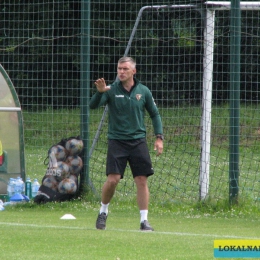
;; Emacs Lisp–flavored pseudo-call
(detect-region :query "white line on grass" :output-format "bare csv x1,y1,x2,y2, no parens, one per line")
0,221,259,239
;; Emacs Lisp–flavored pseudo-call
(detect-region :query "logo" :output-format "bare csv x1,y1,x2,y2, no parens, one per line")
136,94,142,101
115,95,124,98
214,240,260,258
46,167,62,177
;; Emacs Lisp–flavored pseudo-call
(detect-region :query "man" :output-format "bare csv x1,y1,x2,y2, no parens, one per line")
90,57,163,231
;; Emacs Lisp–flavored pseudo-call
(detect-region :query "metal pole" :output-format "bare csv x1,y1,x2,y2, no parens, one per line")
199,9,215,200
229,0,241,204
80,0,91,192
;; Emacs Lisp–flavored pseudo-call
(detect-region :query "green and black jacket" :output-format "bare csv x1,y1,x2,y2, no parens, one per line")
89,79,163,140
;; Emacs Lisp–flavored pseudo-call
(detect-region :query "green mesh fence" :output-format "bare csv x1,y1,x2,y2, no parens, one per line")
1,1,260,204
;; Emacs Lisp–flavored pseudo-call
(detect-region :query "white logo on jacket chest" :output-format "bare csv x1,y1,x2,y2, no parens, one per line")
136,94,142,101
115,95,124,98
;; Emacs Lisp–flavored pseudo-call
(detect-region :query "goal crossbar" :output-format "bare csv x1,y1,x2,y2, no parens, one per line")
205,1,260,10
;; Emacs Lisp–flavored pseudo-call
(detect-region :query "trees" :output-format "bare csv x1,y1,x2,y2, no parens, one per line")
0,1,81,109
0,1,259,108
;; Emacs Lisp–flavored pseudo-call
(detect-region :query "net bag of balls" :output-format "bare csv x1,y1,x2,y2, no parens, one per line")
34,136,84,204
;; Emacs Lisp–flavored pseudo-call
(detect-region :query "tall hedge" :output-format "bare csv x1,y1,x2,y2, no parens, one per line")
0,1,259,108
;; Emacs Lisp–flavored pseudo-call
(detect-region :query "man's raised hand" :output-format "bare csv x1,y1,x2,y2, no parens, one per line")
94,78,111,93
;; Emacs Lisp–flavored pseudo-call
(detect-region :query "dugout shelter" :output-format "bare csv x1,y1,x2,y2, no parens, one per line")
0,64,25,199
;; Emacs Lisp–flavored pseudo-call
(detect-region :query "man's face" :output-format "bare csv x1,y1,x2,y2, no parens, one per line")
117,62,136,82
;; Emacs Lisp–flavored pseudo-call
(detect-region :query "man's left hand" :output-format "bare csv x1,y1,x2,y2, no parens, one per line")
154,139,163,156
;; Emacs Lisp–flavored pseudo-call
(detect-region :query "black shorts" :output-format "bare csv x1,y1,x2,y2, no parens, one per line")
106,138,154,179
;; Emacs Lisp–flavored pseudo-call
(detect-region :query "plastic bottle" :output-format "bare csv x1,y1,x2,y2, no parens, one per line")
15,177,25,194
7,178,15,200
25,177,32,198
32,179,40,198
14,177,20,194
0,199,4,211
10,178,16,197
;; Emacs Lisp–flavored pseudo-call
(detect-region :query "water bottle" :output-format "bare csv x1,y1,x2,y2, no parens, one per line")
10,178,15,197
32,179,40,198
25,177,32,198
7,178,15,200
15,177,25,194
14,177,20,194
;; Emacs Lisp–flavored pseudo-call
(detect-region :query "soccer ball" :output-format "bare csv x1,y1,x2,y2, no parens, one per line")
58,178,77,194
66,155,83,175
68,174,78,183
65,138,83,156
48,145,67,161
42,176,58,191
55,161,70,181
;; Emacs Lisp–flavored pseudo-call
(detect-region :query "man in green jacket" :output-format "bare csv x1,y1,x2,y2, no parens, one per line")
90,56,163,231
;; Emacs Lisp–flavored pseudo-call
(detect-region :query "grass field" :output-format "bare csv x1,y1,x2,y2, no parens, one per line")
1,106,259,259
17,144,260,260
1,199,260,260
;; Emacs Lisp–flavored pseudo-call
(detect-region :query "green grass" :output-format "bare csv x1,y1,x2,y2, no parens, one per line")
1,200,260,260
5,105,258,259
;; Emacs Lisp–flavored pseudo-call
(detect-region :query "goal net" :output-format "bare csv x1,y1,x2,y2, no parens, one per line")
1,1,260,204
88,1,260,204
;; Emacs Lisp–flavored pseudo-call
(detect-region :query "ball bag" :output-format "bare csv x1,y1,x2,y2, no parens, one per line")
34,136,83,204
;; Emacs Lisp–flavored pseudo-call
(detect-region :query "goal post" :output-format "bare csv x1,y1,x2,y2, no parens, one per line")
200,7,215,200
88,1,260,202
200,1,260,201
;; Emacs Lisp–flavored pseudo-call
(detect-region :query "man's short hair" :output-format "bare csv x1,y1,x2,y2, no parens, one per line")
118,57,136,68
